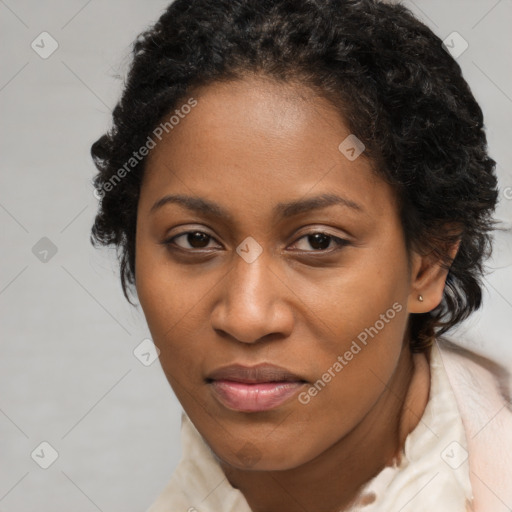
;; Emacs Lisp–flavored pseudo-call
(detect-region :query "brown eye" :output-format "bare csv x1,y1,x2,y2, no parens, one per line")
291,232,349,252
163,231,220,250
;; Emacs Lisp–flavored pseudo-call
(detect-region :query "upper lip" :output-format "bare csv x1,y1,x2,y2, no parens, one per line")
206,363,307,384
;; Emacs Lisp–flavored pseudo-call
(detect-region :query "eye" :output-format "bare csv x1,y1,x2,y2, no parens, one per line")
290,231,349,253
161,229,349,254
162,231,221,251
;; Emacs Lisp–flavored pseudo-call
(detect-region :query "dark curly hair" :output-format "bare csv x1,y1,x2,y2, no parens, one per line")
90,0,499,352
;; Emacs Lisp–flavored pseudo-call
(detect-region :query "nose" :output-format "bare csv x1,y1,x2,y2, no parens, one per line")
210,247,294,344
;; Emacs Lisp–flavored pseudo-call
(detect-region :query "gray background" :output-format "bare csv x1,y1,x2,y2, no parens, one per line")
1,1,511,510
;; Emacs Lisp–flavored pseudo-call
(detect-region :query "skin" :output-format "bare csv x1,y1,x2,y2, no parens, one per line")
135,74,455,512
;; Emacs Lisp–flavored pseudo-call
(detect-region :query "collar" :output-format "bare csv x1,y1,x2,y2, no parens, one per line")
347,341,473,511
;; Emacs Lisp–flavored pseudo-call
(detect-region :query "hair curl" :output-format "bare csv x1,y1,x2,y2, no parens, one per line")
90,0,499,352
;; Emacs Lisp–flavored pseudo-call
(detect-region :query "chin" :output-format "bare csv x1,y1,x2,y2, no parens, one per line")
213,440,311,472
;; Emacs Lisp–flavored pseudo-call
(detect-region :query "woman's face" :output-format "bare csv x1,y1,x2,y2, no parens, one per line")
135,76,422,471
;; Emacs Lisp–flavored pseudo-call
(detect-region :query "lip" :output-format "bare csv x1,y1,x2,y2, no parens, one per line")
206,363,307,412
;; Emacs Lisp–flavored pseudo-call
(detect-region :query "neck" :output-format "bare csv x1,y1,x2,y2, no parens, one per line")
220,345,431,512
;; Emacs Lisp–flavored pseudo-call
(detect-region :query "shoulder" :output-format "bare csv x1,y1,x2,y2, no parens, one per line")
434,337,512,512
436,337,511,395
435,336,512,441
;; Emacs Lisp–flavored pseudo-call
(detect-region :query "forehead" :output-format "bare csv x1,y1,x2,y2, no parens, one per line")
140,76,396,222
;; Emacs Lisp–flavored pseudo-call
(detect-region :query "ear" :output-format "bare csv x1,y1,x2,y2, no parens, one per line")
407,240,460,313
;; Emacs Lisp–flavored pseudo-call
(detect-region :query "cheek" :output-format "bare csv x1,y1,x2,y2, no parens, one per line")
135,241,184,353
285,300,408,470
315,302,408,402
302,233,410,349
135,235,209,332
135,240,224,389
300,293,408,419
292,239,410,428
136,269,210,416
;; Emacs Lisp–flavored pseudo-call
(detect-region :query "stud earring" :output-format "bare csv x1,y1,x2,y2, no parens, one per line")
418,294,424,302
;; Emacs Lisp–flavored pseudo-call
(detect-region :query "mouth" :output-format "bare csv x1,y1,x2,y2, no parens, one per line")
205,363,307,413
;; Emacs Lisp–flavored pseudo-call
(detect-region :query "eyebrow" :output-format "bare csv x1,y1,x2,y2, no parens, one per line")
149,192,363,220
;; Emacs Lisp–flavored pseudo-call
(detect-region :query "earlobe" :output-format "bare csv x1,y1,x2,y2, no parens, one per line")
407,258,448,313
407,240,460,313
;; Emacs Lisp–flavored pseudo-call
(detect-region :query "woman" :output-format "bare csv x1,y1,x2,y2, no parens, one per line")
90,0,512,510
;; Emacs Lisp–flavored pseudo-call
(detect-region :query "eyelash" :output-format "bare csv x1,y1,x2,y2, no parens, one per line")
161,230,350,255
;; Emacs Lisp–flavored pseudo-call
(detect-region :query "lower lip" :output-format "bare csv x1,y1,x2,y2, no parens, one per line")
209,380,306,412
